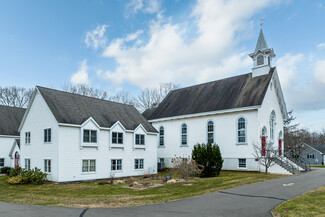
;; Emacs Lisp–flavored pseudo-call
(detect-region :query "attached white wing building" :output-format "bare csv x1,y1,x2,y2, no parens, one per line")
143,30,298,174
19,86,158,182
0,105,25,169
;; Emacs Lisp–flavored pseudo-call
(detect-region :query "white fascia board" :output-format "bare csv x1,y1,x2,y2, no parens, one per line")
303,143,324,155
0,135,20,138
148,106,260,123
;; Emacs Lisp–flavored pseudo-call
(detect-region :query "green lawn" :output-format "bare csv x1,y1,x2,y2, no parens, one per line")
0,171,285,208
310,165,325,168
273,186,325,217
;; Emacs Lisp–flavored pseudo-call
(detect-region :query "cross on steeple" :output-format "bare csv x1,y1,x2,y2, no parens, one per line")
259,18,264,29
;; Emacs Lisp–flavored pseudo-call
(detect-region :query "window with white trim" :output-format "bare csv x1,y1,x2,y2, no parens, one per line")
44,128,51,143
135,134,145,145
25,159,30,170
181,124,187,146
83,130,97,143
0,158,4,167
237,118,246,143
134,159,144,170
270,111,276,141
159,126,164,146
25,132,31,144
207,121,214,144
44,159,51,173
82,160,96,172
111,159,122,171
112,132,123,144
238,159,246,168
307,154,315,159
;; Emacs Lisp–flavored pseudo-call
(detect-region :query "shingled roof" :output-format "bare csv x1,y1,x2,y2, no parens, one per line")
311,145,325,154
37,86,157,133
0,105,26,136
143,68,275,120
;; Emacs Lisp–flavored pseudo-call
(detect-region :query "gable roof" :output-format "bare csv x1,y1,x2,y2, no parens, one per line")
9,139,20,158
36,86,157,133
144,68,275,120
311,145,325,154
0,105,26,136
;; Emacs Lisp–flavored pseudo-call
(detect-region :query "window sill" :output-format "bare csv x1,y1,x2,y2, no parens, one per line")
110,170,123,173
81,172,96,175
110,144,124,149
134,145,146,149
44,142,52,144
81,143,98,148
236,143,248,145
158,145,165,148
180,145,188,147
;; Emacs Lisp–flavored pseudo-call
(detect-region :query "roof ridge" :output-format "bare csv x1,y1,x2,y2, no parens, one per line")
36,86,135,108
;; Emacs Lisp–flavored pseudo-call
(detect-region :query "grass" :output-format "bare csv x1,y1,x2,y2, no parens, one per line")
309,165,325,168
273,186,325,217
0,171,285,208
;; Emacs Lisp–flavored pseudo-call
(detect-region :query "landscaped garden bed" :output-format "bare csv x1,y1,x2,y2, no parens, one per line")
0,170,286,208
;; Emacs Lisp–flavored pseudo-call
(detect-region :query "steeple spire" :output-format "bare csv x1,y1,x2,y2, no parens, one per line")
255,29,268,52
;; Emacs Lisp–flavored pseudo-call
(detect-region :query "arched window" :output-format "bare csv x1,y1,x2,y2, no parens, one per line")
181,124,187,146
278,131,283,156
270,111,276,141
237,117,246,143
261,127,267,156
159,126,164,146
257,55,264,66
207,121,214,144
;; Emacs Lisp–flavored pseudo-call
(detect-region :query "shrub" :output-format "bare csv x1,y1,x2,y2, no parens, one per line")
7,176,23,185
192,143,223,177
6,168,12,176
0,167,11,174
9,167,23,178
21,168,47,185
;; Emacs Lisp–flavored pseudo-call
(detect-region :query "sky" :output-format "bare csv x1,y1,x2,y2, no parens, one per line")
0,0,325,132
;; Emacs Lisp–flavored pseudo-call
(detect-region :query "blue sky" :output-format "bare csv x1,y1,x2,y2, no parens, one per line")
1,0,325,131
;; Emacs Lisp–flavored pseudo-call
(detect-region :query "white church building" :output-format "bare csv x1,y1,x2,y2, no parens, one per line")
143,30,298,174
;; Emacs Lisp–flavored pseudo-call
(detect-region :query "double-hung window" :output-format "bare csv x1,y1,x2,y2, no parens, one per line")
0,158,4,167
44,159,51,173
112,132,123,144
82,160,96,172
111,159,122,171
83,130,97,143
25,132,31,144
238,159,246,168
44,128,51,143
134,159,144,170
237,118,246,143
159,126,164,146
25,159,31,170
135,134,145,145
207,121,214,144
181,124,187,146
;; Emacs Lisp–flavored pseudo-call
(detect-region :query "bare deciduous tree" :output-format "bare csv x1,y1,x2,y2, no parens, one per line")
109,91,136,106
171,155,203,184
136,83,178,112
0,86,34,108
252,141,278,174
62,83,108,99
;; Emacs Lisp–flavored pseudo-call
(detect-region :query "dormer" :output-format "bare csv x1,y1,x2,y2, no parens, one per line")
249,29,276,77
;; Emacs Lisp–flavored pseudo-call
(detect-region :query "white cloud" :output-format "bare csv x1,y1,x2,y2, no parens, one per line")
276,53,303,89
125,0,160,17
102,0,280,88
85,25,108,50
70,60,89,85
314,60,325,84
317,43,325,49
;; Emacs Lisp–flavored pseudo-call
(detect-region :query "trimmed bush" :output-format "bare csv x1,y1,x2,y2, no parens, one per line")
6,168,12,176
192,143,223,177
0,166,11,174
9,167,22,178
8,167,47,185
7,176,23,185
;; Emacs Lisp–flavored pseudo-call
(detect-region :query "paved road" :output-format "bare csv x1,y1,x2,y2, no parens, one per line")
1,168,325,217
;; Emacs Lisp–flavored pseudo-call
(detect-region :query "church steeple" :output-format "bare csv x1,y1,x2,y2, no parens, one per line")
249,28,276,77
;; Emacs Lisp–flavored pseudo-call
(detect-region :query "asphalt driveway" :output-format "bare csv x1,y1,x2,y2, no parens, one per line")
1,168,324,217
